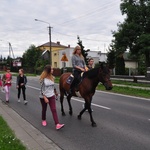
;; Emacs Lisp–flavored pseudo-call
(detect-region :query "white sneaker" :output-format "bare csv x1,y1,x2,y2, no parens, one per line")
18,99,20,103
24,100,28,105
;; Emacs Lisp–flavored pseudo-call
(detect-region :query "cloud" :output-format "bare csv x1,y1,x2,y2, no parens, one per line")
0,0,125,58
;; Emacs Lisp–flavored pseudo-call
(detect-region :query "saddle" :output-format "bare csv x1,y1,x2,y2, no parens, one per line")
66,72,84,85
66,73,84,97
66,74,74,84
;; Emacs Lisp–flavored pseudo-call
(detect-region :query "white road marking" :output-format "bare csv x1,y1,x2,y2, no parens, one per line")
25,85,111,110
27,85,40,90
72,97,111,110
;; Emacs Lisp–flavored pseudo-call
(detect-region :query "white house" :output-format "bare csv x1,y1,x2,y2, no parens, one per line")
59,48,107,68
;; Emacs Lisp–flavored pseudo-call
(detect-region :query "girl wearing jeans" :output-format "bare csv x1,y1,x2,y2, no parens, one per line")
39,65,64,130
2,67,12,103
16,69,28,104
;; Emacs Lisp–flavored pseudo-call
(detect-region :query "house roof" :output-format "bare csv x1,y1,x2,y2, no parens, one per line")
38,41,68,48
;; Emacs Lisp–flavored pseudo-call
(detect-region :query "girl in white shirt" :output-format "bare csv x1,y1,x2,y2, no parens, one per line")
39,65,64,130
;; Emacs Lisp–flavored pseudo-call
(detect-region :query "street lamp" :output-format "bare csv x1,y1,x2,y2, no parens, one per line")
35,19,52,65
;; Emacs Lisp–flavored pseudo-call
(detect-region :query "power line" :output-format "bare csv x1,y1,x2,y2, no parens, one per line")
53,30,110,43
59,1,119,26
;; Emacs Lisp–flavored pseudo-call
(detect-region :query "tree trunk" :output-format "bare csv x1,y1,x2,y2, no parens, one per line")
145,51,150,67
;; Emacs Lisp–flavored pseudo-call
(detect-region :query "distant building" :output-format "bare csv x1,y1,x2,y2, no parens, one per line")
38,41,70,68
38,41,138,73
87,51,107,64
59,48,107,68
123,53,138,69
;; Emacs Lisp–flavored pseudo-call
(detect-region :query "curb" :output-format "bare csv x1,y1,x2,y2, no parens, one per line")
0,100,62,150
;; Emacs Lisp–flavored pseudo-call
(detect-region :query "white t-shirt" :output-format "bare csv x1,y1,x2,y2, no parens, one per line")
40,78,55,98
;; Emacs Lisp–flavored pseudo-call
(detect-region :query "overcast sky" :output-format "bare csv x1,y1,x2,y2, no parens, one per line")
0,0,125,58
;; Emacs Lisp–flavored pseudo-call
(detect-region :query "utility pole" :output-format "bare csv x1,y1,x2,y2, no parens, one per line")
35,19,52,65
48,26,52,66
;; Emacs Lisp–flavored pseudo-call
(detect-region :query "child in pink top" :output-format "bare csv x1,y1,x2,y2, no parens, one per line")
2,67,12,103
0,75,2,91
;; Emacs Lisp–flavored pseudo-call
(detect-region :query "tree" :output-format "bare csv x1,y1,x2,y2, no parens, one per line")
107,43,116,69
22,45,43,73
138,54,146,75
116,54,125,75
112,0,150,68
0,55,2,62
77,36,90,65
6,56,12,67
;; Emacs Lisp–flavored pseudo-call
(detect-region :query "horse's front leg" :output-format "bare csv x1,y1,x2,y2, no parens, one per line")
80,100,97,127
87,101,96,127
67,95,73,115
88,107,97,127
60,92,65,116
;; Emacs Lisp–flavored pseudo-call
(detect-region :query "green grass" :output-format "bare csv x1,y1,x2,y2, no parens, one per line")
0,116,26,150
112,80,150,87
97,85,150,99
55,77,60,83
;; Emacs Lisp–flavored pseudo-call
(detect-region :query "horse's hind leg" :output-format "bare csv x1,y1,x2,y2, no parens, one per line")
67,95,73,115
60,91,65,116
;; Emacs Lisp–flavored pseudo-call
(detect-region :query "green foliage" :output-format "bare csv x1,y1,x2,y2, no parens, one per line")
138,54,147,75
115,55,125,75
35,59,49,74
22,45,47,73
112,0,150,68
94,62,100,68
77,36,90,65
0,116,26,150
107,44,116,69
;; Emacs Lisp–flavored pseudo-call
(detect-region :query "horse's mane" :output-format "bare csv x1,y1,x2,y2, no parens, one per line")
83,67,100,79
83,64,109,79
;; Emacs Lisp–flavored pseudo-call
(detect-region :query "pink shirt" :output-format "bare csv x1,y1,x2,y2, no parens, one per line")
5,73,12,86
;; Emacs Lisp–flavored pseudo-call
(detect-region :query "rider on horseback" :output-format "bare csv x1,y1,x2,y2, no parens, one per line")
68,45,86,94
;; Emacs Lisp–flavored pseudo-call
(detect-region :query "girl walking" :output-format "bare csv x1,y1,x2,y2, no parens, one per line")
2,67,12,103
39,65,64,130
0,74,3,91
16,69,28,104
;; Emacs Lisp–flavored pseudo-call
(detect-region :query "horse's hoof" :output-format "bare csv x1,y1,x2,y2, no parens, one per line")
91,123,97,127
77,115,81,120
62,112,66,116
69,111,73,116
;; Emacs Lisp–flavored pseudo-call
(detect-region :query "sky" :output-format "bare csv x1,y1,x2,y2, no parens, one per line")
0,0,125,58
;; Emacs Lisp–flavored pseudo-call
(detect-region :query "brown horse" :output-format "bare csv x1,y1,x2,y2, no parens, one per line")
59,64,112,127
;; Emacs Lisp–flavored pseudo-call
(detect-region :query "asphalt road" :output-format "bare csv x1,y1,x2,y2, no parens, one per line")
0,76,150,150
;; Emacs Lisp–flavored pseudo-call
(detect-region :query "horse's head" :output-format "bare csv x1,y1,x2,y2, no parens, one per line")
99,63,113,90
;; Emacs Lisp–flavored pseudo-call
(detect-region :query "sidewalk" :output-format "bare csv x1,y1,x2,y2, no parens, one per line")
0,100,62,150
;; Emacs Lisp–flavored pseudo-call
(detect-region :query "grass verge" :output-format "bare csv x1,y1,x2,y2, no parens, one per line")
0,116,26,150
97,85,150,99
112,80,150,87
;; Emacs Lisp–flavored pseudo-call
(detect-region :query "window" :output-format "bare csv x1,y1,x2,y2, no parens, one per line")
54,62,57,68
